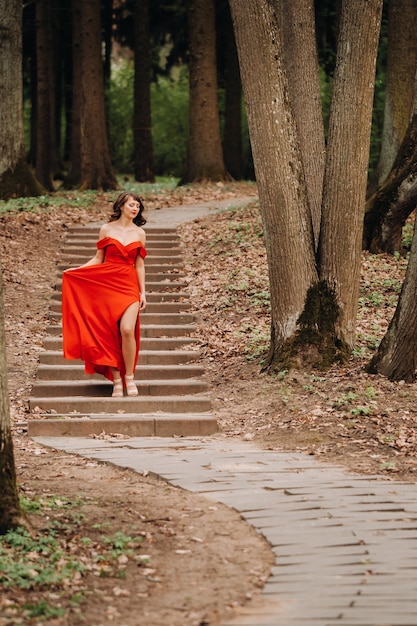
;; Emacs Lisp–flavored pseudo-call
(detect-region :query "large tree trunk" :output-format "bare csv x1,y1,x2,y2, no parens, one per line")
179,0,230,184
78,0,118,191
229,0,318,364
367,215,417,382
133,0,155,183
374,0,417,187
282,0,325,249
318,0,383,351
0,257,22,533
0,0,44,199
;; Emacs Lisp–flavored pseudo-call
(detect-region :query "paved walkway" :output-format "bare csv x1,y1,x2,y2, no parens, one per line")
34,434,417,626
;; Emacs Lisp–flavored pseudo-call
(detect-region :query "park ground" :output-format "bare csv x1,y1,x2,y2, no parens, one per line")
1,180,417,624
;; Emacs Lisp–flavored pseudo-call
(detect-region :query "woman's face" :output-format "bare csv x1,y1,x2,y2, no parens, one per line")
121,196,140,220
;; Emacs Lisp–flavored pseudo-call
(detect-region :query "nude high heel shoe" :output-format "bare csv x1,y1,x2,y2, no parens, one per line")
125,374,138,397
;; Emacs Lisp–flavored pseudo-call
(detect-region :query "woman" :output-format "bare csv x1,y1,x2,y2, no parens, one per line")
62,192,147,397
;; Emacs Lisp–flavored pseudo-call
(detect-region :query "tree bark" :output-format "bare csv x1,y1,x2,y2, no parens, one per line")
35,0,55,190
0,0,44,199
179,0,230,184
367,215,417,382
133,0,155,183
0,257,22,533
222,4,243,181
374,0,417,186
78,0,118,191
229,0,318,361
319,0,383,350
282,0,325,249
364,112,417,254
65,0,82,187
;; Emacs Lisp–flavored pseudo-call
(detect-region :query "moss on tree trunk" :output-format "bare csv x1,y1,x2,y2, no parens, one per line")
264,282,350,372
0,431,22,534
0,159,45,201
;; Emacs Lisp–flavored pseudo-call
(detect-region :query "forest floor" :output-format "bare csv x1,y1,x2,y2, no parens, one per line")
1,180,417,625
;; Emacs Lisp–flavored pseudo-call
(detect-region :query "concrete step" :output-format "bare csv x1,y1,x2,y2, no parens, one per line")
42,336,198,351
39,349,201,366
54,278,188,291
36,363,205,380
31,378,208,398
47,309,194,325
27,413,217,438
48,300,192,314
29,394,212,414
45,323,196,338
64,238,179,248
50,291,190,304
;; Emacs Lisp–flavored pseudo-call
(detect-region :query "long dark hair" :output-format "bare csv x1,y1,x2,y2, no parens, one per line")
109,192,147,226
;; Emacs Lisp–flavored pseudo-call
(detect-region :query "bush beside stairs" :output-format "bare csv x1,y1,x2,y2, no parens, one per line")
27,224,217,438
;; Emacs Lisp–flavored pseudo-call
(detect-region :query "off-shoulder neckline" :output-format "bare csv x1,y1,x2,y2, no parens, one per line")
99,236,145,248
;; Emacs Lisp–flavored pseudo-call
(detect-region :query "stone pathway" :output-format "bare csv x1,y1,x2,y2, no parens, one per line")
33,434,417,626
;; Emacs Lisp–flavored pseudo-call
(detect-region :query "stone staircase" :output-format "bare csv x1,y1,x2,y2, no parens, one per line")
27,224,217,438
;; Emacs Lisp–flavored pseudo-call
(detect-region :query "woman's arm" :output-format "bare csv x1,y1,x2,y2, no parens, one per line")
135,254,146,311
64,226,106,271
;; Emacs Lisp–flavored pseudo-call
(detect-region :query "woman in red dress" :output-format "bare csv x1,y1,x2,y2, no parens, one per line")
62,192,147,397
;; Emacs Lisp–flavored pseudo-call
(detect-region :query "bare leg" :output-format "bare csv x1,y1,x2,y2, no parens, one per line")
120,301,140,376
111,368,123,397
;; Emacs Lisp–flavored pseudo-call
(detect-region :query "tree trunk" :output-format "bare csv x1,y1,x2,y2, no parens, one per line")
179,0,230,184
319,0,383,351
367,215,417,382
78,0,118,191
0,257,22,533
0,0,44,199
229,0,318,364
374,0,417,187
364,112,417,254
223,5,243,181
65,0,82,187
133,0,155,183
282,0,325,249
35,0,55,190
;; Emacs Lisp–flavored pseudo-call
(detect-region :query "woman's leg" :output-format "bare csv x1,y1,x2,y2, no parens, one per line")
119,301,140,376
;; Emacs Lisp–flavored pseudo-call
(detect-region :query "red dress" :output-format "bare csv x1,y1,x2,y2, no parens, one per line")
62,237,147,381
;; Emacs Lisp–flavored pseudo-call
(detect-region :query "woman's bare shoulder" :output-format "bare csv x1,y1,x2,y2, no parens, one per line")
98,222,112,239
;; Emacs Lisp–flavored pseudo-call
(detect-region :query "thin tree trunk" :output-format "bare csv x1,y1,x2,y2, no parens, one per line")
374,0,417,186
223,5,243,180
65,0,82,187
35,0,55,190
179,0,230,184
133,0,155,183
364,112,417,254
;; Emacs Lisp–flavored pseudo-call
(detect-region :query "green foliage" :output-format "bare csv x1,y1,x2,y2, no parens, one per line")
106,61,135,172
107,61,189,177
0,191,98,214
151,72,189,177
0,493,148,622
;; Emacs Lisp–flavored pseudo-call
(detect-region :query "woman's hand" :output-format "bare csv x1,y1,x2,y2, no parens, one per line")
139,292,147,311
